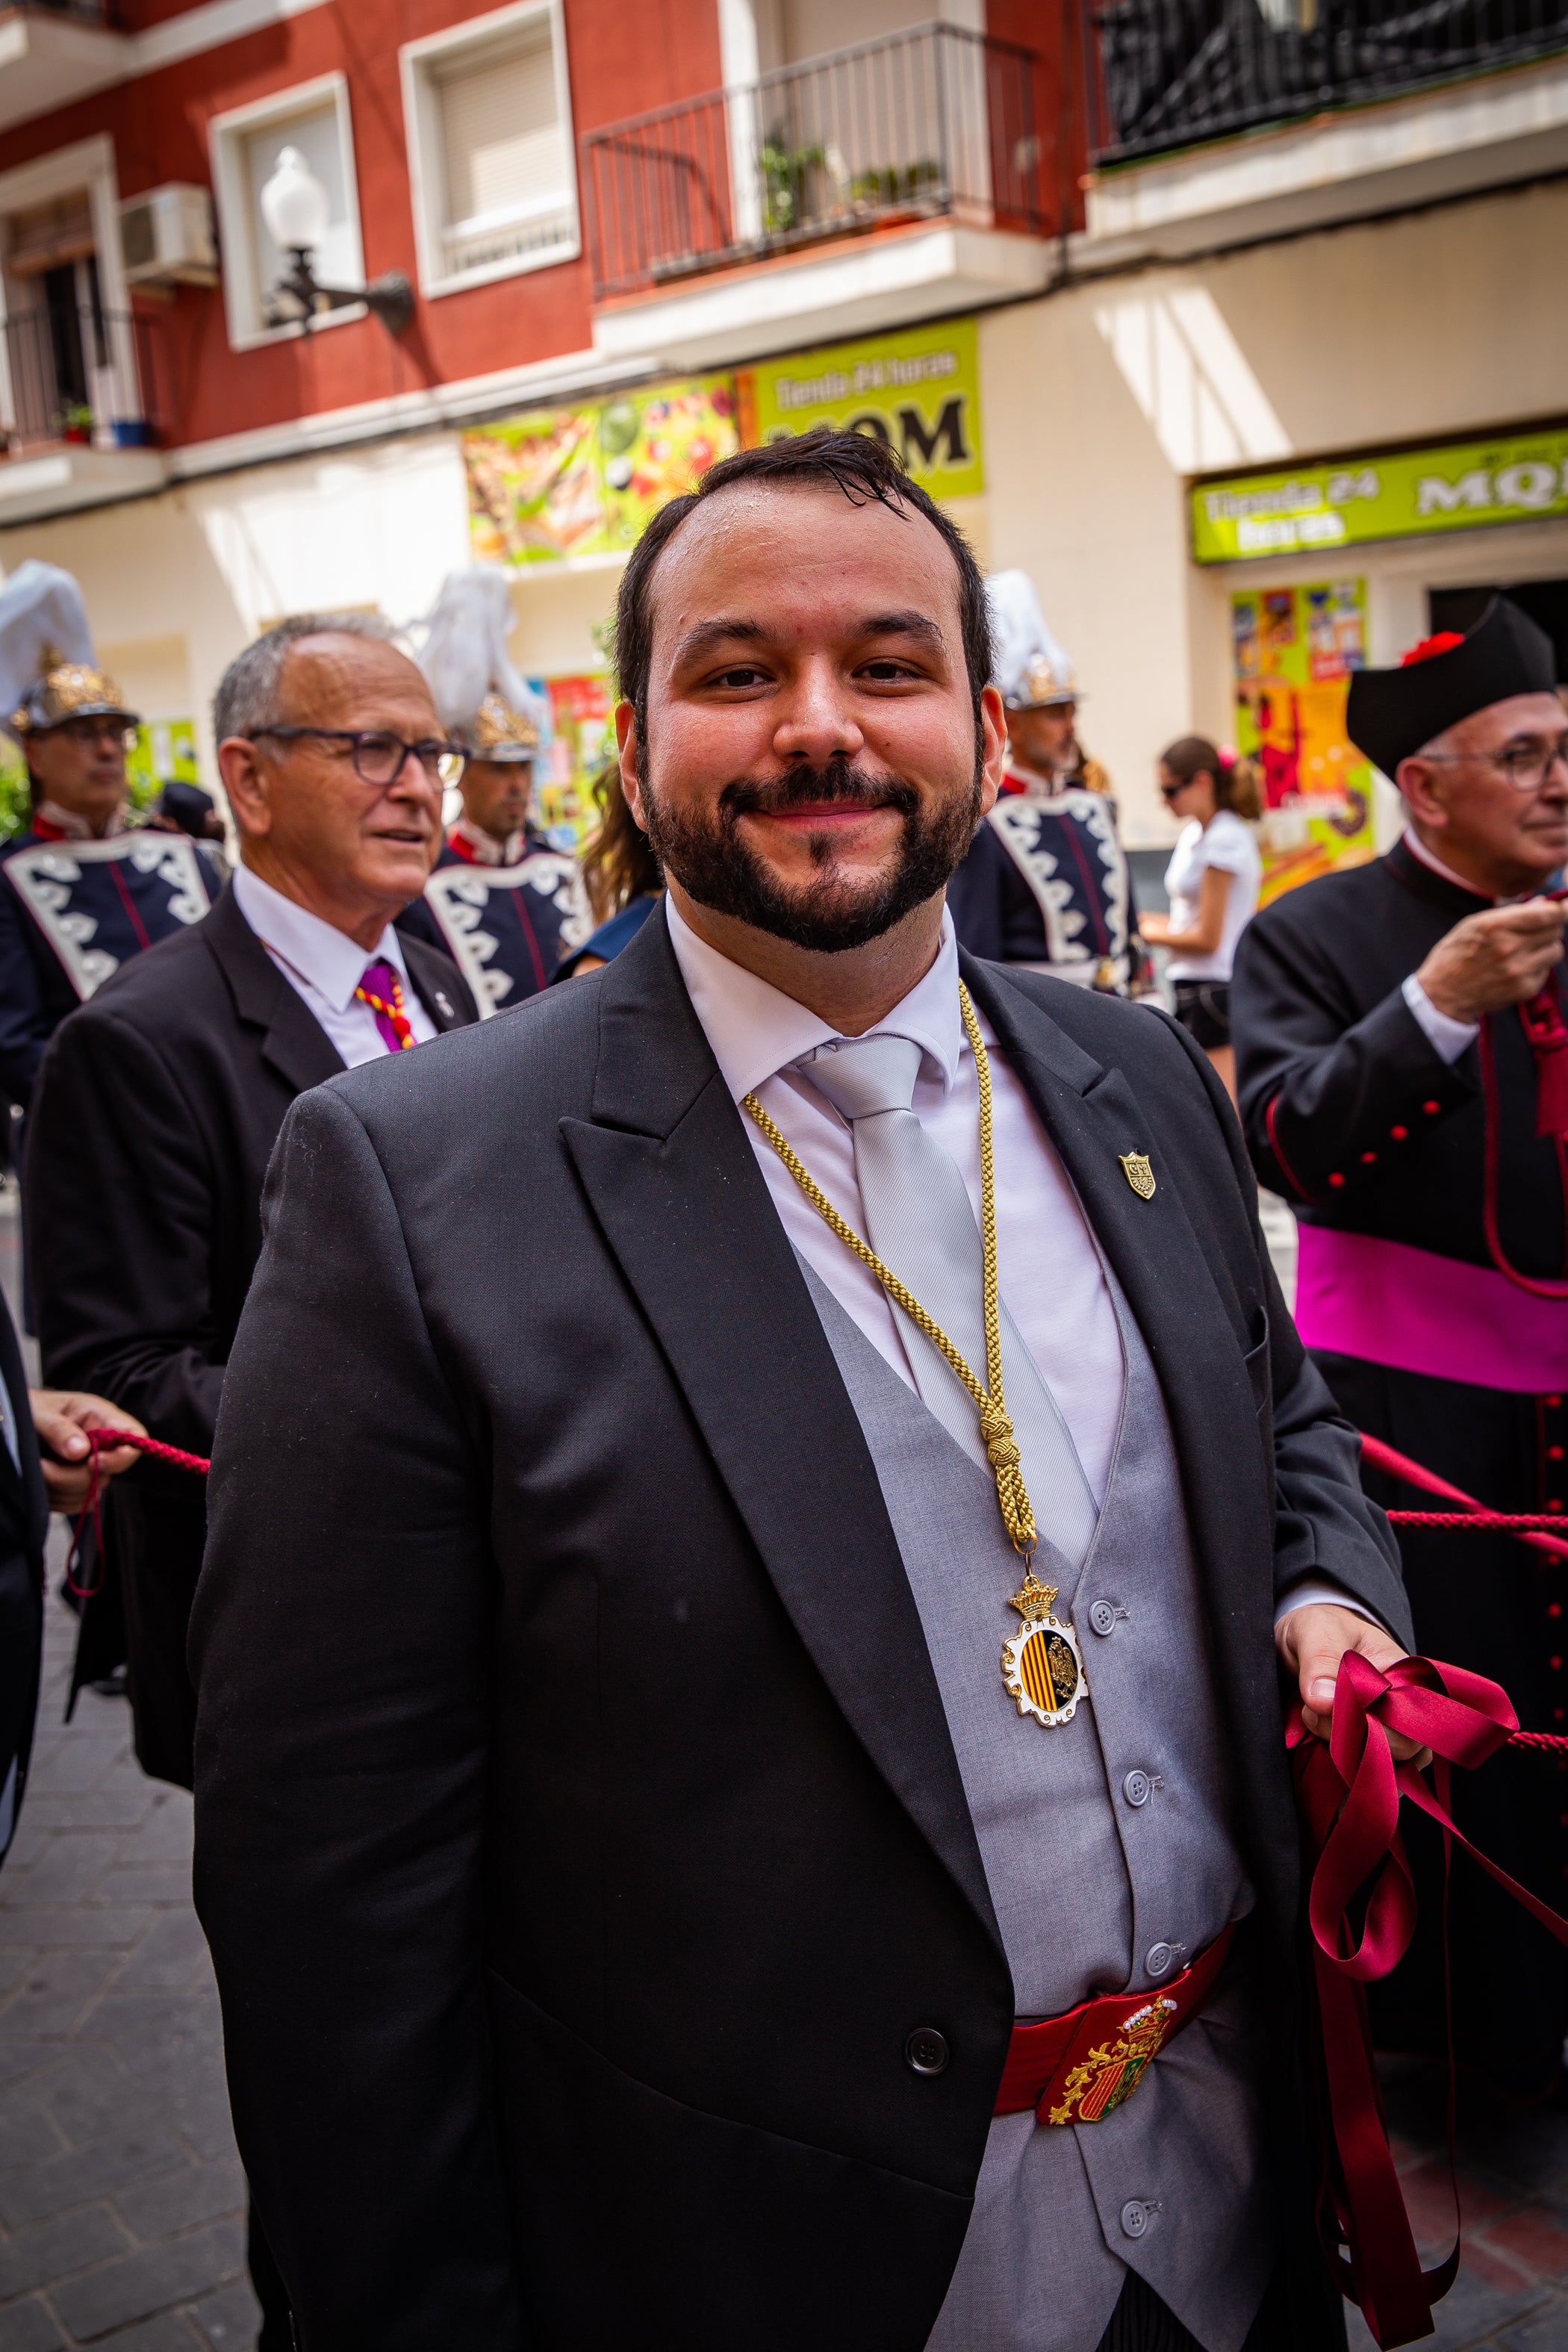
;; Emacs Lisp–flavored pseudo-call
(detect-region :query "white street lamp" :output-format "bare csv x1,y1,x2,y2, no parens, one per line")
257,143,413,335
259,146,332,256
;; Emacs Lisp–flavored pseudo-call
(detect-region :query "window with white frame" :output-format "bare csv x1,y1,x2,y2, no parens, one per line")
209,75,365,351
402,0,578,296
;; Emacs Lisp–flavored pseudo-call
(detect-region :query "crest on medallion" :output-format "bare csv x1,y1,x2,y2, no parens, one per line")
999,1575,1088,1729
1118,1151,1155,1201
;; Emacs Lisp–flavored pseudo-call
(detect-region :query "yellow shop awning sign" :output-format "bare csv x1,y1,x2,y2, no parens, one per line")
741,319,983,500
1192,426,1568,563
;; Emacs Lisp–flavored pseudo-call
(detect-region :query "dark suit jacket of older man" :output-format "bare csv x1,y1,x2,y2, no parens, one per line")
24,883,476,1788
190,910,1406,2351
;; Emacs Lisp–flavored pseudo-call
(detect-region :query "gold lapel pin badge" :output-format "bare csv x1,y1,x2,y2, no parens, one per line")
1118,1151,1156,1200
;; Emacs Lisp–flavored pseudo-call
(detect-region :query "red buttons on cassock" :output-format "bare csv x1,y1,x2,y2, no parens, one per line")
1391,1125,1408,1141
1361,1151,1377,1165
1328,1172,1345,1189
1551,1397,1564,1410
1551,1603,1563,1619
1551,1446,1565,1462
1552,1658,1562,1672
1422,1100,1441,1115
1552,1500,1564,1513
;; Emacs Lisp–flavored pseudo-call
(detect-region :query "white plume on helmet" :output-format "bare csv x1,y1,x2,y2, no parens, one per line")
985,570,1080,710
0,563,98,747
412,569,552,748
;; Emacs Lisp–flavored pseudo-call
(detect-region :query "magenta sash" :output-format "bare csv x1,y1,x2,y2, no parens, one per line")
1295,1224,1568,1393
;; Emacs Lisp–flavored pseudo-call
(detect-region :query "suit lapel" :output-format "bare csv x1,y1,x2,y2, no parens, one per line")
399,930,477,1030
199,885,346,1095
563,914,1000,1947
962,953,1268,1550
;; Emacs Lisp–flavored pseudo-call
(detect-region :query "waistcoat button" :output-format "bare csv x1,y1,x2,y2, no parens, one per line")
1088,1599,1119,1637
905,2027,950,2076
1121,2200,1150,2239
1145,1942,1175,1977
1122,1770,1152,1808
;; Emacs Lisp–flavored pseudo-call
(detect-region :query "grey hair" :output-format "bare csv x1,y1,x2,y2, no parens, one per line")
212,612,399,745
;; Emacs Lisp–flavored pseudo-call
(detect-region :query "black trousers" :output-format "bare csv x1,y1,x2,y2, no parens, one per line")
1097,2261,1336,2351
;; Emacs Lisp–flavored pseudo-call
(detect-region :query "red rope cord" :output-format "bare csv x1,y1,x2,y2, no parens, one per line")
86,1428,210,1474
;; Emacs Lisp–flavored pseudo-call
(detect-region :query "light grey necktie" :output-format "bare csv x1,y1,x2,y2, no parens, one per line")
798,1033,1101,1573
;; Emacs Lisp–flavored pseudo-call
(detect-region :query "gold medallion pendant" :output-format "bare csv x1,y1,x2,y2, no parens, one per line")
1001,1573,1089,1728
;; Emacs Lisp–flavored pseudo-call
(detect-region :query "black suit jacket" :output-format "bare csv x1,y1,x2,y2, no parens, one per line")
25,884,476,1785
0,1289,51,1868
190,909,1407,2351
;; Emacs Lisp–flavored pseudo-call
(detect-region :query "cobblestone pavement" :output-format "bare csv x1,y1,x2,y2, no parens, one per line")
0,1582,260,2351
0,1201,1564,2350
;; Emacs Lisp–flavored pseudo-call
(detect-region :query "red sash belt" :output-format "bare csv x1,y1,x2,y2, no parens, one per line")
993,1923,1236,2126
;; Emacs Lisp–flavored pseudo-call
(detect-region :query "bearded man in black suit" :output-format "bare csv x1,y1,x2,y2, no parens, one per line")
193,433,1413,2352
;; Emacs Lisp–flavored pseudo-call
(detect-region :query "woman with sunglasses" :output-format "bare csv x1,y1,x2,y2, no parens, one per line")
1138,736,1263,1102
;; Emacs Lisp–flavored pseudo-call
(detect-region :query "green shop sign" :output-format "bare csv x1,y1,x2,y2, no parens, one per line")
1191,426,1568,564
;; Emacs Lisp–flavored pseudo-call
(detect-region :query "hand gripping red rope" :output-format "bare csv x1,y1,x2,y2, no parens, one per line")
63,1429,213,1599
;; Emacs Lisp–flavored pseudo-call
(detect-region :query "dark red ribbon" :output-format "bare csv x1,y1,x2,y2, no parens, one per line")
1289,1653,1568,2347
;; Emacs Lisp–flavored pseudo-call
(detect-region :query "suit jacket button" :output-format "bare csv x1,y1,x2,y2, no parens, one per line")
1145,1942,1175,1977
1122,1770,1152,1808
1089,1599,1119,1637
905,2027,950,2076
1121,2200,1150,2239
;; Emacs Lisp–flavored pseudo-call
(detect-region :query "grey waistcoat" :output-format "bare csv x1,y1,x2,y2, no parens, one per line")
799,1258,1277,2352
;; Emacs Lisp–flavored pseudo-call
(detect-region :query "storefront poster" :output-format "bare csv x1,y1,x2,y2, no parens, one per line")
531,674,615,845
738,319,983,500
1232,582,1375,906
1193,425,1568,562
465,379,740,566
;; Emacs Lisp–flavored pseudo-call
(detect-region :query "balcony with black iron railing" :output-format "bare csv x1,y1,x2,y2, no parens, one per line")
1084,0,1568,167
582,21,1044,305
0,305,168,458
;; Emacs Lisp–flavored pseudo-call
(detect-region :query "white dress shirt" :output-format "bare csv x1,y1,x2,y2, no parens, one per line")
665,897,1369,1626
231,864,437,1068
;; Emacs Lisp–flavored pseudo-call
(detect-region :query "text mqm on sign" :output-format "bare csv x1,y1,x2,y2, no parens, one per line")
1191,425,1568,564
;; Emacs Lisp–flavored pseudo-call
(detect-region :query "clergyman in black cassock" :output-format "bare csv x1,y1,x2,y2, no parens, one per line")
1233,594,1568,2092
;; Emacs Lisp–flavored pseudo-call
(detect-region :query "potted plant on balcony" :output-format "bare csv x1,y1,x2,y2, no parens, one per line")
57,402,94,447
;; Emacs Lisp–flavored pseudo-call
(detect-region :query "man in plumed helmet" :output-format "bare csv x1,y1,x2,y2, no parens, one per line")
946,573,1134,993
0,563,219,1113
1233,594,1568,2091
402,570,590,1008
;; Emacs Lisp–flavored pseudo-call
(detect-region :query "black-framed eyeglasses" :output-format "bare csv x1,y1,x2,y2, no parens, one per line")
1422,738,1568,793
248,727,467,788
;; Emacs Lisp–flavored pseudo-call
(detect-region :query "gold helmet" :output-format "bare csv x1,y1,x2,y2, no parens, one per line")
11,646,139,738
466,691,540,765
1015,647,1080,712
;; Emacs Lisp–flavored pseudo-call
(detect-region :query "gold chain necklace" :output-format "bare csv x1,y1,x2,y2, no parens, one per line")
742,982,1088,1728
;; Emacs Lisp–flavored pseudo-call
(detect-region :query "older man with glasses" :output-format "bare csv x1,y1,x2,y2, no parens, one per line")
25,610,478,2345
1233,594,1568,2100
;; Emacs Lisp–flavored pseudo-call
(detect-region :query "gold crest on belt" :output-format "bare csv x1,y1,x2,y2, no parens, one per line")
1000,1575,1088,1728
1048,1995,1178,2126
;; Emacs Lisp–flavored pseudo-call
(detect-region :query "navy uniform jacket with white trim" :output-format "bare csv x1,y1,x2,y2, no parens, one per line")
947,782,1132,993
0,823,222,1111
399,837,593,1013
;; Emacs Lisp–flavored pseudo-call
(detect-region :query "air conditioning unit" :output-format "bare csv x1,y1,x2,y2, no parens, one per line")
119,184,219,287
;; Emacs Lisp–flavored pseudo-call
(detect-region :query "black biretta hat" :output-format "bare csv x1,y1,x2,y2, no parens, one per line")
1345,595,1558,779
